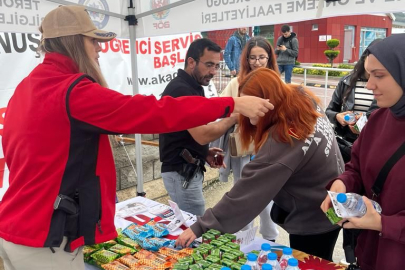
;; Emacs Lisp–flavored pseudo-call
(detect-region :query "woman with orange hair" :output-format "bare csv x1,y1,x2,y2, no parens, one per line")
211,37,279,242
177,68,343,261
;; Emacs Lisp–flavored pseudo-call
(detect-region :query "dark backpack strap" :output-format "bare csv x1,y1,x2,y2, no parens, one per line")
371,142,405,198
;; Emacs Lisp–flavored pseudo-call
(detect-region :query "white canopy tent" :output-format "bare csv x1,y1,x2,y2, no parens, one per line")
1,0,404,195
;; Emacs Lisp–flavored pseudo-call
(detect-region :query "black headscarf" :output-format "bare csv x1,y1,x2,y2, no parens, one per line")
366,34,405,118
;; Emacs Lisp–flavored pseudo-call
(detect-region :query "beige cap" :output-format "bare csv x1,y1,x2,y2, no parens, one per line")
40,5,116,42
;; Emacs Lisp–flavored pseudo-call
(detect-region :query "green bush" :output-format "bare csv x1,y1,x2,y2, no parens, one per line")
337,64,354,69
291,63,351,77
324,50,340,59
295,60,301,66
292,67,304,74
326,39,340,49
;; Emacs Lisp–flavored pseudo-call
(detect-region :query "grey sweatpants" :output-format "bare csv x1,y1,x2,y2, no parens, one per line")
0,237,84,270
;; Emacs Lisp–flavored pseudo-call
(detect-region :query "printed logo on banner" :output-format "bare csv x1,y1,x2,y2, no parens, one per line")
79,0,110,29
151,0,171,29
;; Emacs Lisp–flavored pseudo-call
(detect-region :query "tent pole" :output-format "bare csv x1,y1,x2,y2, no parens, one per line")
126,0,145,197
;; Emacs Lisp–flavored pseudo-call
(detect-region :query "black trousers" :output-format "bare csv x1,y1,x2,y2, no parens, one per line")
289,228,341,261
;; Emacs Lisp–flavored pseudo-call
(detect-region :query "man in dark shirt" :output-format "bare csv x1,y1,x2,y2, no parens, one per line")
159,38,238,216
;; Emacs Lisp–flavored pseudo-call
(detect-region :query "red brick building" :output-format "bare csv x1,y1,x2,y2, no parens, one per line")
206,14,392,64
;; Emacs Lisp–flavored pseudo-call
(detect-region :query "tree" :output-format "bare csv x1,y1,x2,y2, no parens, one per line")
324,39,340,67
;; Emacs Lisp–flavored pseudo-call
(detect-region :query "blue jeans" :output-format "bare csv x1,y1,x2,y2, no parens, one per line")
278,64,294,83
162,171,205,216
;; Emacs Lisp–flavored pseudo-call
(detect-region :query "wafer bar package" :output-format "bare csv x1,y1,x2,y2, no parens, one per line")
101,261,130,270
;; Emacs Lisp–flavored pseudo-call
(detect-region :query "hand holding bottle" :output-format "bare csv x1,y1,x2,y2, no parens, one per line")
337,196,382,232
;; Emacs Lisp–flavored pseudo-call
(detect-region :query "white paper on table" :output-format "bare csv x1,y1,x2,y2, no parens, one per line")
234,226,258,246
167,200,186,232
115,202,148,219
148,204,175,220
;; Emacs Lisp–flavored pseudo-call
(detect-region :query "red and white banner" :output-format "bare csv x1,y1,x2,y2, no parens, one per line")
0,31,210,200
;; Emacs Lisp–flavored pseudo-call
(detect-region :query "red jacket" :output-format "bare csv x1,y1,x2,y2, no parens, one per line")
1,53,234,250
338,108,405,270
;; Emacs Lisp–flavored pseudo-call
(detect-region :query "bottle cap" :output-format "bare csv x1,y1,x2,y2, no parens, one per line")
267,252,278,260
288,258,298,266
344,114,351,121
247,253,258,261
261,243,271,251
337,193,348,203
221,267,231,270
241,265,252,270
282,247,292,255
261,264,272,270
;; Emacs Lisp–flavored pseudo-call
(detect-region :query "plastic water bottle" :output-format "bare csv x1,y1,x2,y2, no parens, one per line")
285,258,300,270
245,253,259,270
258,243,272,267
261,263,273,270
241,265,252,270
337,193,382,217
221,268,231,270
266,252,281,270
279,248,294,270
344,113,357,124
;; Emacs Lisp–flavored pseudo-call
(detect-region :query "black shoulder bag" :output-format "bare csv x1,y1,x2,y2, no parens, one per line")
344,141,405,270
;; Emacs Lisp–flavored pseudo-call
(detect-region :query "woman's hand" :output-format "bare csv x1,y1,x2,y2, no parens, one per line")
233,97,274,119
348,124,360,135
339,197,382,232
320,179,347,213
175,228,197,248
336,111,353,126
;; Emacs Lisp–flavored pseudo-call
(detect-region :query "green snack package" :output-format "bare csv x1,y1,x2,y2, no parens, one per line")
237,258,247,264
206,263,223,270
231,263,242,270
199,243,213,251
207,229,221,239
117,237,141,251
173,262,190,270
178,256,194,264
196,259,212,268
192,252,204,262
83,246,97,260
102,240,118,249
210,248,221,258
190,264,204,270
90,249,119,264
217,236,231,244
202,233,215,244
206,255,220,264
220,258,233,267
326,207,343,224
229,250,244,260
223,233,237,242
222,252,237,262
250,250,260,255
196,247,209,259
210,240,224,248
109,244,135,255
225,242,240,250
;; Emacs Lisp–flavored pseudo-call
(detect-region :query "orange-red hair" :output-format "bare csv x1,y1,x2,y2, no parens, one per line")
238,68,321,153
238,37,279,84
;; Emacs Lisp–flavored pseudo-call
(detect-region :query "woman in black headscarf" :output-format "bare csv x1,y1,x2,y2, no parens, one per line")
321,34,405,270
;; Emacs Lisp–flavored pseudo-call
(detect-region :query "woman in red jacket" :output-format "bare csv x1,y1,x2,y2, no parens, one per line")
0,5,273,270
321,34,405,270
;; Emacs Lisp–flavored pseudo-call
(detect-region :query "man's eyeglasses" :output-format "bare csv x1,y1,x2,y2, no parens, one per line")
248,56,269,64
196,60,221,70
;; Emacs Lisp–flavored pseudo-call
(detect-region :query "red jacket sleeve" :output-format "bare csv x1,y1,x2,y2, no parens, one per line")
68,79,234,134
